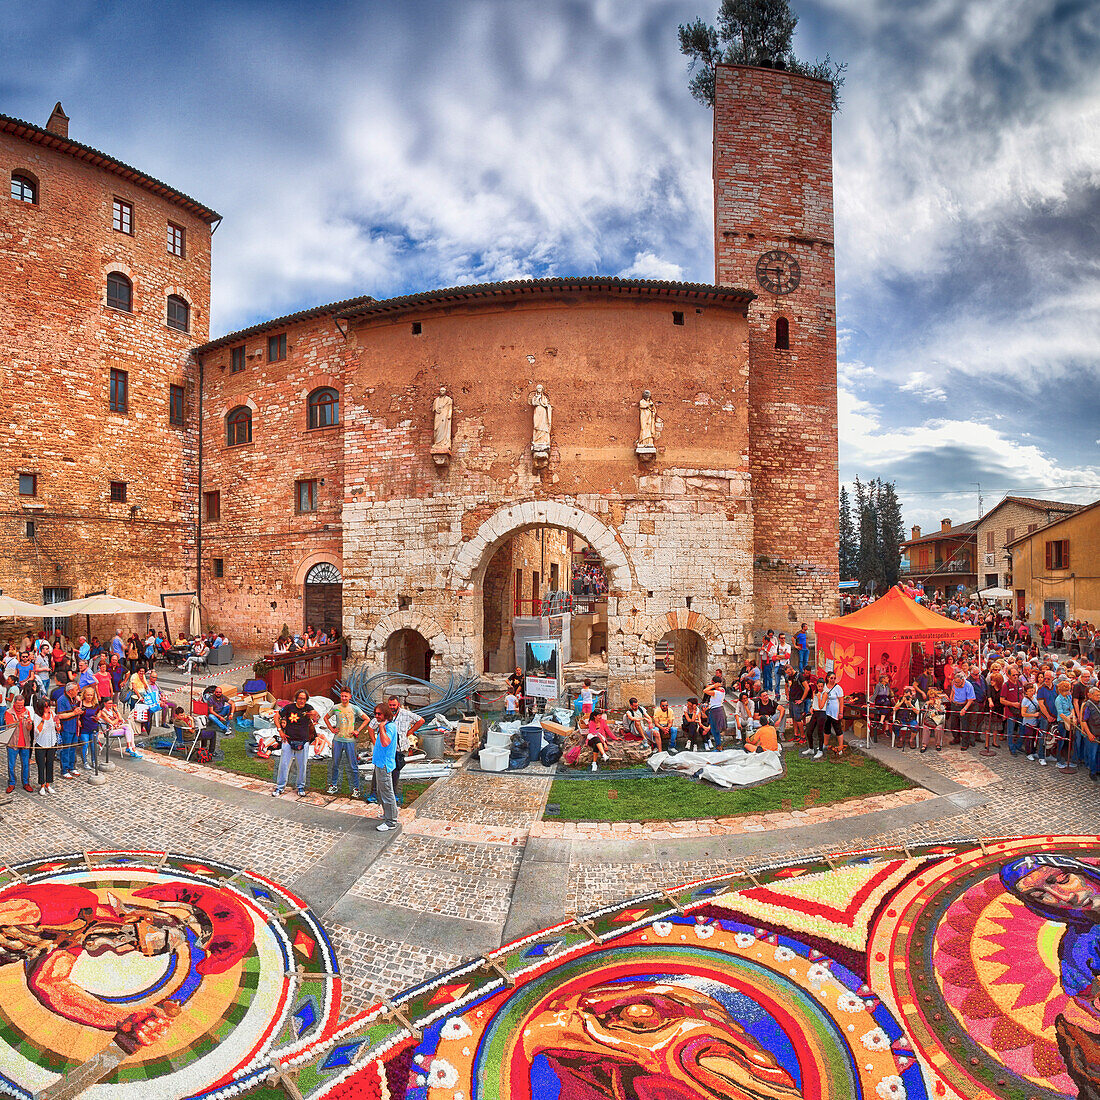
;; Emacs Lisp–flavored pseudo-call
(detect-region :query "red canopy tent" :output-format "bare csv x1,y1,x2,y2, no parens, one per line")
814,586,980,697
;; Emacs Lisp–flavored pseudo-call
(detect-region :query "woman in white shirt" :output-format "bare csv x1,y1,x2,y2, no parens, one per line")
31,696,59,794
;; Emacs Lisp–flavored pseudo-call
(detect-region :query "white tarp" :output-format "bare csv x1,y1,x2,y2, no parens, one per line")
646,747,784,788
978,587,1013,600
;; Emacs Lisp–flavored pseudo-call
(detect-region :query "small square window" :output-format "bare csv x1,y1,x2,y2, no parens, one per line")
167,222,185,257
213,557,224,578
110,368,129,413
204,491,221,521
295,479,318,513
230,346,245,373
411,321,422,335
672,311,684,326
169,384,185,426
110,480,127,503
112,198,133,235
18,472,36,497
268,333,286,362
25,520,35,540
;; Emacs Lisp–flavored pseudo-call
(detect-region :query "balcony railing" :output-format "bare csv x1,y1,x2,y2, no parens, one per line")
900,560,974,575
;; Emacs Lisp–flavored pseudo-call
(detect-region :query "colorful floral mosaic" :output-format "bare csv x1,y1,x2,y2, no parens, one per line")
284,836,1100,1100
0,851,340,1100
8,838,1100,1099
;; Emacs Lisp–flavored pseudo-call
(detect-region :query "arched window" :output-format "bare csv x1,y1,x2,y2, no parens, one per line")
305,562,342,584
307,387,339,429
10,173,37,204
106,271,133,313
775,317,790,350
226,405,252,447
166,294,190,332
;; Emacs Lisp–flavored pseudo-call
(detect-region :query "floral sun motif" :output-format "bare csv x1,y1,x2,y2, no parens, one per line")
734,932,756,948
440,1017,472,1040
837,991,865,1014
875,1074,906,1099
427,1059,459,1088
828,641,864,682
807,963,832,985
774,945,796,963
861,1028,890,1052
651,921,672,938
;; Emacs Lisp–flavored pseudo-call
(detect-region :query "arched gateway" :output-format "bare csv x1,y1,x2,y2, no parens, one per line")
352,500,740,707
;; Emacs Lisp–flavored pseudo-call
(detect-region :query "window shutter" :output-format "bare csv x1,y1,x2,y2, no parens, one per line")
1045,542,1052,569
1063,540,1070,569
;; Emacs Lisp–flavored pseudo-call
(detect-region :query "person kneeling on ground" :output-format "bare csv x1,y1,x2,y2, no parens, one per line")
744,722,778,754
586,707,613,770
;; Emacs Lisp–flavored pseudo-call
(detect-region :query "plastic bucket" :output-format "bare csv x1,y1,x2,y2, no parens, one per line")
521,724,543,762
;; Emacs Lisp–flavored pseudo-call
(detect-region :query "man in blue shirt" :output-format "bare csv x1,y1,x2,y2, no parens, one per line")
1035,671,1059,765
76,659,97,691
56,682,84,778
77,636,91,664
111,629,125,662
947,672,976,750
795,624,809,672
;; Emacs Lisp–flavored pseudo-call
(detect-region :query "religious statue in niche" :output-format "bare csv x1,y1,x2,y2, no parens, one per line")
636,389,661,460
530,384,552,467
431,385,453,466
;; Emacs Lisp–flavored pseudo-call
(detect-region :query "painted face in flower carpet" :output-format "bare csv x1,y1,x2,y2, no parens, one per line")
1015,867,1100,913
519,979,801,1100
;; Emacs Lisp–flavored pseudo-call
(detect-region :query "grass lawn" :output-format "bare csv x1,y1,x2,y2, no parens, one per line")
545,750,913,822
185,727,431,806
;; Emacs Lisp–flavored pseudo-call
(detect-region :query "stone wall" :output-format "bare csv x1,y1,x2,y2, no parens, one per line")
713,65,840,637
0,117,213,640
973,499,1080,591
341,286,755,706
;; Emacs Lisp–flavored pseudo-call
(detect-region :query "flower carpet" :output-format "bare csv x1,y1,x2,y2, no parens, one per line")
4,837,1100,1098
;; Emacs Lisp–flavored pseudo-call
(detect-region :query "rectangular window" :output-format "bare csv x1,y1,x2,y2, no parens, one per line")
25,520,35,540
295,479,318,513
267,333,286,362
550,562,559,590
169,383,185,426
167,222,185,257
112,198,133,234
230,346,245,373
213,557,224,578
1005,526,1015,544
204,491,221,521
109,368,128,413
1045,540,1070,570
42,587,71,637
18,472,37,497
1028,522,1038,532
109,480,127,503
986,531,994,552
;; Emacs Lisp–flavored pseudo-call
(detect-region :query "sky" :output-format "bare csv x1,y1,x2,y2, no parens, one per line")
3,0,1099,531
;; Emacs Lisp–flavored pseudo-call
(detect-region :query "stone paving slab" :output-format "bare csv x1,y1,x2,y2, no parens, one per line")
349,834,523,924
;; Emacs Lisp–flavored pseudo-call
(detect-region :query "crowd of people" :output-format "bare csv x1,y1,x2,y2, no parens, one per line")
1,626,235,796
864,639,1100,772
571,561,607,598
272,624,344,655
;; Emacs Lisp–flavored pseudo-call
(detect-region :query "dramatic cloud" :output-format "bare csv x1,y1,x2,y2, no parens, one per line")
3,0,1098,526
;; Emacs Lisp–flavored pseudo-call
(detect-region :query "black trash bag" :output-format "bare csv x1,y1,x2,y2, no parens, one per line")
508,744,530,770
540,743,563,766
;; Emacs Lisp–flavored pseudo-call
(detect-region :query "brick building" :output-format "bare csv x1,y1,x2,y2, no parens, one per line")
1,103,217,640
4,64,839,705
972,496,1081,593
898,519,978,598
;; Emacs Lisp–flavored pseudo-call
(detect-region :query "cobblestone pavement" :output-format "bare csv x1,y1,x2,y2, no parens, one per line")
328,923,463,1015
413,770,552,828
350,834,523,923
0,765,342,883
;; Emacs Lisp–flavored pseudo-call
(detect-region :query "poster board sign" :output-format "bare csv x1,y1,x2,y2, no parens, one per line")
524,640,562,700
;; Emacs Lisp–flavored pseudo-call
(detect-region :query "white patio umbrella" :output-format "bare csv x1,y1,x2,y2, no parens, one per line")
0,594,52,617
46,595,165,616
978,587,1013,600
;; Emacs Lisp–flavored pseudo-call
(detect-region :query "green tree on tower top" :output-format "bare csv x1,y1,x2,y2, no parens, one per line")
678,0,846,109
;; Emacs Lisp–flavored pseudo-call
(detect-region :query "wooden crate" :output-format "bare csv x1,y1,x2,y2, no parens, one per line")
454,715,481,753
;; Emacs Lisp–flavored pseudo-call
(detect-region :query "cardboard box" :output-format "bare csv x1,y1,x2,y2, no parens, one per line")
229,694,251,717
245,691,276,719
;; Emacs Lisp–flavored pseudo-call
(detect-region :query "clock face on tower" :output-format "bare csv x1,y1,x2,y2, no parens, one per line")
755,250,801,295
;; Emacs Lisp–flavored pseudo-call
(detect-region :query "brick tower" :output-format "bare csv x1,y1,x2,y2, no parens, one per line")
713,64,839,635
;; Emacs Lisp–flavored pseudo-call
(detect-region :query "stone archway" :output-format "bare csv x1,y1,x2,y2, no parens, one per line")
451,501,632,593
366,610,449,669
